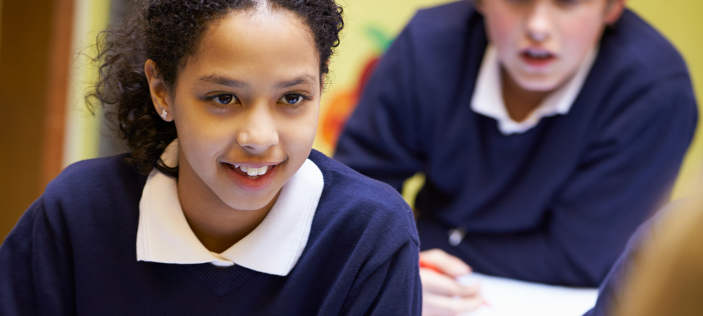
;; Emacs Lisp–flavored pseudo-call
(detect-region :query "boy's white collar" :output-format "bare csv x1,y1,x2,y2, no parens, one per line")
136,139,324,276
471,45,598,135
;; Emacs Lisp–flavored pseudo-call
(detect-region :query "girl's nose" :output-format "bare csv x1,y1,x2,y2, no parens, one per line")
525,2,552,42
236,104,279,153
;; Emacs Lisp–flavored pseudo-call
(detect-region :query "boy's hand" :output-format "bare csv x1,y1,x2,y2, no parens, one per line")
420,249,484,316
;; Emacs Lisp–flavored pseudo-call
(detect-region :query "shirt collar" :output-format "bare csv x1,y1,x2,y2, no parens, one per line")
471,45,598,135
136,139,324,276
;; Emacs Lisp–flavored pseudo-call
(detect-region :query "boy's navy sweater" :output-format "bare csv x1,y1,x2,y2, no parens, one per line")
0,150,422,315
335,1,697,287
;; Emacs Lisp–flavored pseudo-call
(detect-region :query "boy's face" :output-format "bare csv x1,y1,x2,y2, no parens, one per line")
477,0,625,92
149,8,320,212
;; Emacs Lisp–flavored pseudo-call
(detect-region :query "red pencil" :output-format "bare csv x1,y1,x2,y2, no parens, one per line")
419,258,444,274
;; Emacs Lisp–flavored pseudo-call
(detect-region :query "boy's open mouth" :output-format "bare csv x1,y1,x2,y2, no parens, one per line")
520,48,556,67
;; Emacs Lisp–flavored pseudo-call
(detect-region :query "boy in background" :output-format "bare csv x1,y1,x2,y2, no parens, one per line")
335,0,697,314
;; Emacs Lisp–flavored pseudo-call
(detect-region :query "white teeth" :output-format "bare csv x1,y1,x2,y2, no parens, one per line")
246,166,268,176
233,164,269,177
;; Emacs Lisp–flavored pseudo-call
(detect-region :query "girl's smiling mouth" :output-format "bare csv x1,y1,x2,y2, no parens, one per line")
222,161,282,192
231,164,271,177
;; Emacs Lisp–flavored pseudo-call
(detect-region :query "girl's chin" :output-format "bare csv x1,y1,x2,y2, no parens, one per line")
223,194,278,212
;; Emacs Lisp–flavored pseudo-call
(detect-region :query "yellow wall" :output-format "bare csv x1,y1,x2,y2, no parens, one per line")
327,0,454,90
627,0,703,200
62,0,111,167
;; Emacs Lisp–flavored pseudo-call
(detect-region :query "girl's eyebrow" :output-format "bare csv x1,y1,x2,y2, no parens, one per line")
275,74,317,89
196,74,248,88
195,74,317,89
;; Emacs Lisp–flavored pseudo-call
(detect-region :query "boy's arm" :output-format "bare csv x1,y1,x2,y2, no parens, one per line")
0,196,76,316
440,75,697,286
334,27,425,192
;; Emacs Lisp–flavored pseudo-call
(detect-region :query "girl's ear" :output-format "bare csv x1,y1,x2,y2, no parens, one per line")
144,59,174,122
604,0,627,25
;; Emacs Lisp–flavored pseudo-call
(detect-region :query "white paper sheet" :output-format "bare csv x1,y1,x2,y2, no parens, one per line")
457,273,599,316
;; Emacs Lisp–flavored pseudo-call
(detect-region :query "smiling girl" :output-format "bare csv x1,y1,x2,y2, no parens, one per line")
0,1,421,315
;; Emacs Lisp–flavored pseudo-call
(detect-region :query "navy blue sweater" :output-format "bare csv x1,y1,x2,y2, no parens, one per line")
0,150,421,315
335,1,697,287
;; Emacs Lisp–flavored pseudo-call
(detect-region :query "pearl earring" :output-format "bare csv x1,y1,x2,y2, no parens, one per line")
161,109,168,120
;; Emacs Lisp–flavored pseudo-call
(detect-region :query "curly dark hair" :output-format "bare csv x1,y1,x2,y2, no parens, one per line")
88,0,344,176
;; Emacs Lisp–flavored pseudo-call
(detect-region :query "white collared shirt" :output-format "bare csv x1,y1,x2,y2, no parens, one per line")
471,45,598,135
136,139,324,276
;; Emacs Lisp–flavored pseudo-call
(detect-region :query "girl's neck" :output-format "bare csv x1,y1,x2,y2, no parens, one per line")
500,67,551,123
176,160,279,254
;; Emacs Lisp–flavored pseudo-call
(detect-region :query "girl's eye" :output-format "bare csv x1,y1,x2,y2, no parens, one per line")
279,93,305,106
211,94,236,105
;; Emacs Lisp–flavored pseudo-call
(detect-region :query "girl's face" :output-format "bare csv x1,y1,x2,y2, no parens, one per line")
477,0,625,92
150,8,321,211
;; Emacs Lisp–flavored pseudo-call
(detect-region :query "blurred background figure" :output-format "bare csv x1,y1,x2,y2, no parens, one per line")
613,198,703,316
333,0,698,314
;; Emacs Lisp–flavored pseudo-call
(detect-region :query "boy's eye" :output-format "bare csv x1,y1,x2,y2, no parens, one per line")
279,93,305,105
555,0,582,5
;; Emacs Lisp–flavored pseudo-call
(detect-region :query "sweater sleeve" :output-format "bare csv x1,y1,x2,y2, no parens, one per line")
0,196,76,316
334,27,425,192
442,76,698,286
340,239,422,316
